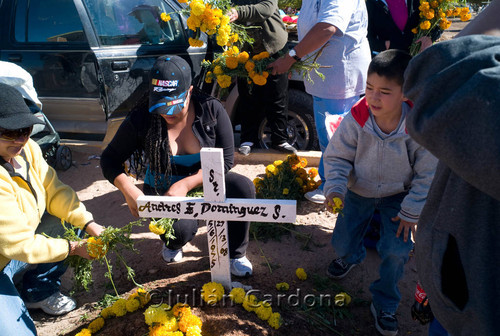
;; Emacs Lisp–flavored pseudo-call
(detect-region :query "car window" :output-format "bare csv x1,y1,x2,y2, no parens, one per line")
83,0,186,46
14,0,86,43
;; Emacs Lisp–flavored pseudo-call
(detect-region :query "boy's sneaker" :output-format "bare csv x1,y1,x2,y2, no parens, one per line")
371,303,398,336
271,142,297,154
230,256,253,277
25,292,77,316
305,189,326,204
326,257,356,279
238,142,254,156
162,246,183,263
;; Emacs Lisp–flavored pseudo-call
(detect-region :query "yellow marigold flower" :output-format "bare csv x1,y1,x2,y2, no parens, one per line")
135,288,151,307
87,237,107,259
238,51,249,63
75,328,92,336
334,292,352,307
439,19,451,30
190,0,205,16
161,314,179,332
295,177,303,186
268,312,282,329
252,178,262,187
216,74,232,88
265,164,276,176
149,222,166,235
445,9,453,16
252,74,267,86
282,188,289,195
205,71,213,84
186,15,201,31
299,157,308,168
229,287,246,304
188,38,204,47
255,301,273,321
296,267,307,280
201,282,225,304
420,20,431,30
100,306,115,319
149,324,180,336
112,298,128,317
220,15,230,26
161,13,171,22
144,306,168,326
216,33,229,46
242,294,259,312
411,27,418,34
244,60,255,72
88,317,105,333
297,168,308,180
229,34,239,44
287,154,300,165
452,7,461,16
273,160,283,166
259,51,270,59
424,9,434,19
262,71,269,79
172,302,190,317
308,167,318,178
213,65,223,75
276,282,289,291
179,314,202,333
461,7,470,14
178,0,188,2
430,0,438,8
126,298,141,312
225,56,238,69
186,325,202,336
460,13,471,21
438,9,446,18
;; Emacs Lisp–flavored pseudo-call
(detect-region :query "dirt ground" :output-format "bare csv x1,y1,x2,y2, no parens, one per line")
31,17,471,336
31,149,424,336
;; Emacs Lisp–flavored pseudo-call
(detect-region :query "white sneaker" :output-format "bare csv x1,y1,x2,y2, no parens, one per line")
230,256,253,277
25,292,77,316
161,245,183,263
305,189,326,204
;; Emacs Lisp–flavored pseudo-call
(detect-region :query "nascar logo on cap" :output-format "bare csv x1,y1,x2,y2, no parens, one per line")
152,79,179,87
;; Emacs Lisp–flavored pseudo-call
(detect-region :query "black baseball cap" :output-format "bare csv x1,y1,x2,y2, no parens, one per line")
0,83,45,130
149,55,192,115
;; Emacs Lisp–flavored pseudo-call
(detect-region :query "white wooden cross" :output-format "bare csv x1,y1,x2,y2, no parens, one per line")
137,148,296,289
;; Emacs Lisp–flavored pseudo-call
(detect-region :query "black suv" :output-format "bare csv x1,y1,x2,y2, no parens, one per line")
0,0,208,143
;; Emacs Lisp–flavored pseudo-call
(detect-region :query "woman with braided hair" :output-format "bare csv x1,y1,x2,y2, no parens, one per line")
101,55,255,277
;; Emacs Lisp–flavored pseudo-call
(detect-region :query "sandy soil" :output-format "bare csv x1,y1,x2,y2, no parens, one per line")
31,149,425,336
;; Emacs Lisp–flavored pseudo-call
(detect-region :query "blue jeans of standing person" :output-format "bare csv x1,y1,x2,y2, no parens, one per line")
313,96,359,190
331,190,413,313
0,213,74,335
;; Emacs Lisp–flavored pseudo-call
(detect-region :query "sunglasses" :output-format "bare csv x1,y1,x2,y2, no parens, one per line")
0,127,33,141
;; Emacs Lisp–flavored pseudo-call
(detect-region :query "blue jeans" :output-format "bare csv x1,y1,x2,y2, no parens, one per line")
331,190,413,313
0,213,73,335
313,96,359,190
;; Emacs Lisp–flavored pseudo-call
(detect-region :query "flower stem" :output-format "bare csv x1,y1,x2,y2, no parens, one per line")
104,256,119,297
252,231,273,274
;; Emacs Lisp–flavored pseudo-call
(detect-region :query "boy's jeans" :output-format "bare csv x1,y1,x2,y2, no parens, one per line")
331,190,413,313
0,213,74,335
313,96,359,190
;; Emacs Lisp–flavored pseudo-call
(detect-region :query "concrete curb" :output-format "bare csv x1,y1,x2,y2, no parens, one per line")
61,141,322,167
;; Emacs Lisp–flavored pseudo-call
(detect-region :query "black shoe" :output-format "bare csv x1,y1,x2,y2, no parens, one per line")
371,303,398,336
271,142,297,154
326,257,356,279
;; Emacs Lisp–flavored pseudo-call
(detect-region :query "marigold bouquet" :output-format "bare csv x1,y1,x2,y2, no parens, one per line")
410,0,471,55
253,154,321,201
203,46,325,90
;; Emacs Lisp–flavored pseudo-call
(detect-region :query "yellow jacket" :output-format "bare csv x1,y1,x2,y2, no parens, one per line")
0,139,93,271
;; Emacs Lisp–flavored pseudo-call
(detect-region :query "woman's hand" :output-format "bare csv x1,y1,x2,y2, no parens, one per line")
268,56,295,75
415,36,433,53
228,8,238,22
165,180,190,197
324,192,344,214
124,186,144,217
69,240,93,259
85,222,105,237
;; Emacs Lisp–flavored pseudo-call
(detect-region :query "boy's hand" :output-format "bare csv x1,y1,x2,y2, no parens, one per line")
393,216,416,242
325,192,344,214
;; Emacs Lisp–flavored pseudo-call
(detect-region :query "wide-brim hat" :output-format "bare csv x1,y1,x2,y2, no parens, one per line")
149,55,192,116
0,83,45,130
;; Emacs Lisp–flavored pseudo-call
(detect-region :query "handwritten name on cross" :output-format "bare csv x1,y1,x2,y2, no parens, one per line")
137,148,296,289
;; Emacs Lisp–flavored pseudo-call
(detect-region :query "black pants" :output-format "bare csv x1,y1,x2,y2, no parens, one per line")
237,68,289,146
145,172,255,259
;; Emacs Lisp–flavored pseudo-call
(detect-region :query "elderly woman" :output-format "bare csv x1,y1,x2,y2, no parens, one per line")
0,83,104,335
101,55,255,277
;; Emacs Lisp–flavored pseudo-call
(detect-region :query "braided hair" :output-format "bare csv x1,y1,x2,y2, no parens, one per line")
144,113,172,195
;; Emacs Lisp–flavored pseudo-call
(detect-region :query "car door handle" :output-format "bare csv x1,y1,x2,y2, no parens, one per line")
8,54,22,62
111,61,130,71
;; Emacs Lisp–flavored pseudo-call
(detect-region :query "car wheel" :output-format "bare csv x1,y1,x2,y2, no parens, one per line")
258,89,317,151
55,145,72,171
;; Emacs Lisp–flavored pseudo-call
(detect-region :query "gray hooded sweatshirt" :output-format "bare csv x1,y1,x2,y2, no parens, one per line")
323,97,437,223
404,35,500,335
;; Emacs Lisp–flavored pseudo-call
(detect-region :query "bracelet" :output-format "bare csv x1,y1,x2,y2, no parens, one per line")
82,220,95,233
67,240,76,256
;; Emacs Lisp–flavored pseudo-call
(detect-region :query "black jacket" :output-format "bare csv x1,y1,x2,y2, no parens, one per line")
101,90,234,185
366,0,441,56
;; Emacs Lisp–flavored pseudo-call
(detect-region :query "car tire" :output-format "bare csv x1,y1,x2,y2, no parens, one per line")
258,89,318,151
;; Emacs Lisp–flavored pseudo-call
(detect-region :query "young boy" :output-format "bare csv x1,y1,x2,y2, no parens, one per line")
323,49,437,336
